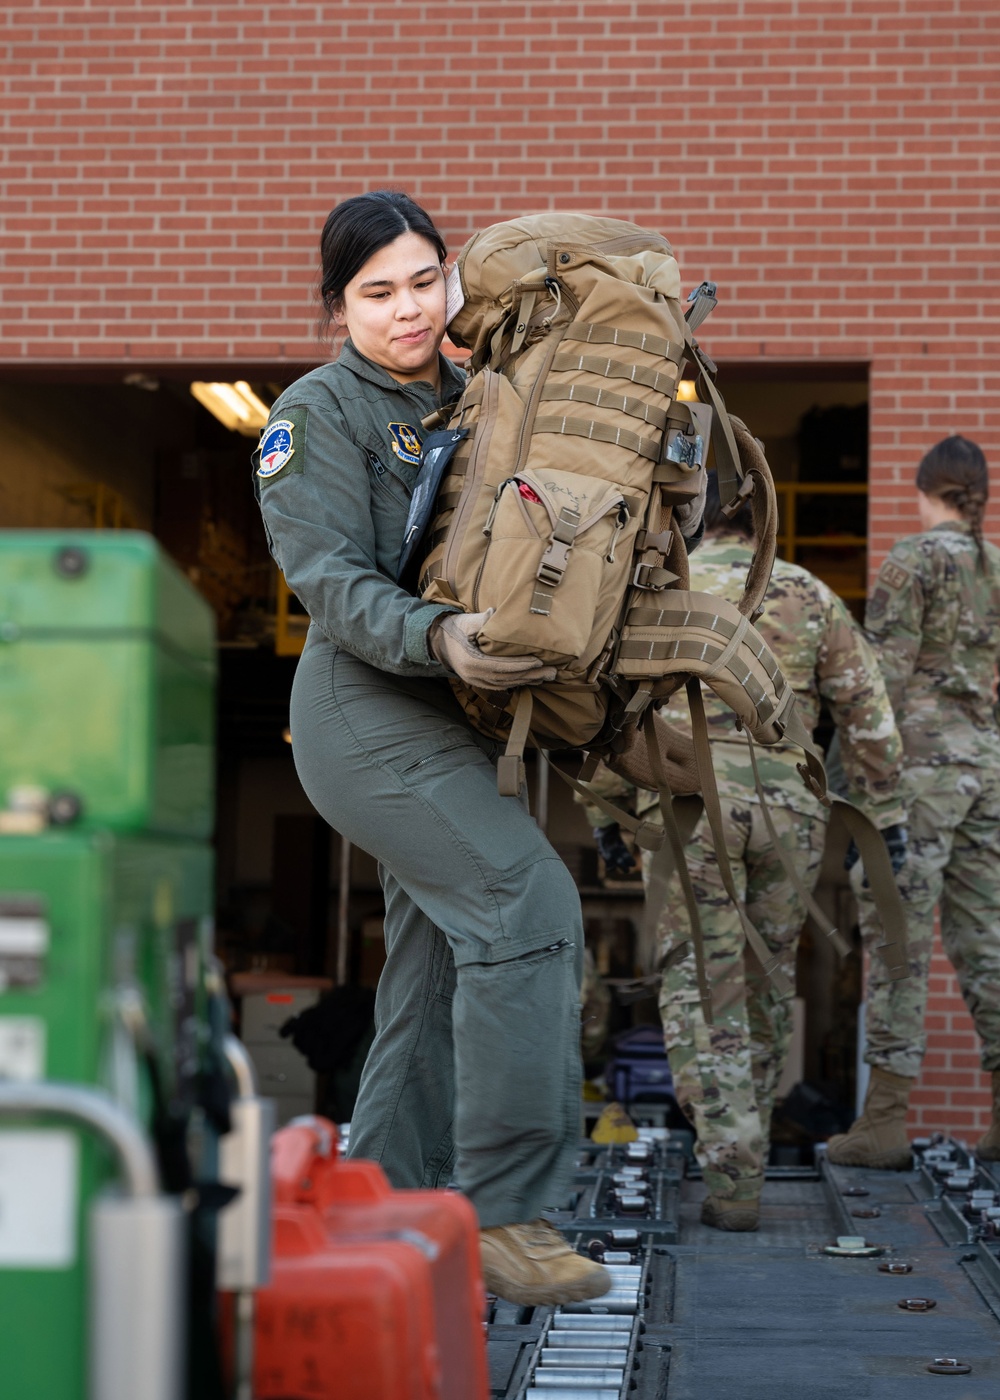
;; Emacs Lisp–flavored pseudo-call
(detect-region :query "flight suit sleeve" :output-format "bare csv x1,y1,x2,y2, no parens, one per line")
863,546,925,717
254,399,453,675
814,584,905,827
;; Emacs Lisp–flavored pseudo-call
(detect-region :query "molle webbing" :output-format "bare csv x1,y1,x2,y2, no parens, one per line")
538,382,670,431
552,352,678,398
532,415,662,463
563,320,685,364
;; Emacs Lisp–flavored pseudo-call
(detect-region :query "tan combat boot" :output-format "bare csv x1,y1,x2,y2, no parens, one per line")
480,1219,612,1306
825,1067,914,1170
701,1194,760,1232
975,1070,1000,1161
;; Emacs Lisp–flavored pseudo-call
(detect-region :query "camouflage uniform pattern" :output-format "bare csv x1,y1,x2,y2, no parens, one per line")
580,946,611,1064
583,532,903,1199
857,523,1000,1078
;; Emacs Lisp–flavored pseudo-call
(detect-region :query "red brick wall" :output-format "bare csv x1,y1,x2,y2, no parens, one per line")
908,940,993,1143
3,0,998,1137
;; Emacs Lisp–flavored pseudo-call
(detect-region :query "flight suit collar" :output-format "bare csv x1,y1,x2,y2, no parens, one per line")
338,339,467,403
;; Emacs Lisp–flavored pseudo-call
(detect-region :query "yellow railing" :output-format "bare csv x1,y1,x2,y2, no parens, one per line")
772,481,868,600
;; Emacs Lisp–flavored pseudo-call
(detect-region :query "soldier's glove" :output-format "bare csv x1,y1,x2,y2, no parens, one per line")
844,822,908,886
428,610,557,690
593,823,636,876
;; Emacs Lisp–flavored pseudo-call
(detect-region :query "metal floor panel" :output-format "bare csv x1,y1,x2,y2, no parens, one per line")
486,1133,1000,1399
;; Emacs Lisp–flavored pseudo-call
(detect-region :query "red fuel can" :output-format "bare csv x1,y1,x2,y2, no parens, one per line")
252,1117,489,1400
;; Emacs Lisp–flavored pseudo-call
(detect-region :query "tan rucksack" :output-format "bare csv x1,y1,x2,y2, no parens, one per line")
416,214,907,1014
419,216,777,772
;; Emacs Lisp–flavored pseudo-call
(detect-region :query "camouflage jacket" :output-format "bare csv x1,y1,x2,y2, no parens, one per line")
585,530,904,826
865,522,1000,767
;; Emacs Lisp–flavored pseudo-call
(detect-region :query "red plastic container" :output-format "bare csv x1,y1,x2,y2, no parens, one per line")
253,1117,489,1400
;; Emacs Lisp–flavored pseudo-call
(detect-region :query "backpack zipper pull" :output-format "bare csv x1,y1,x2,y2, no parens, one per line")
607,503,630,562
483,479,513,536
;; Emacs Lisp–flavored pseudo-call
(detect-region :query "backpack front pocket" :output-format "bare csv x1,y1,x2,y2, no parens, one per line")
475,468,639,666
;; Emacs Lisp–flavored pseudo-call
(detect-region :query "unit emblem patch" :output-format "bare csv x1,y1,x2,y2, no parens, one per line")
257,420,296,478
387,422,423,466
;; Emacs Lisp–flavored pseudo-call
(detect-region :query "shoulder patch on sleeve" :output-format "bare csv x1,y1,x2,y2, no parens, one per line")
254,406,308,482
867,586,890,621
878,559,911,592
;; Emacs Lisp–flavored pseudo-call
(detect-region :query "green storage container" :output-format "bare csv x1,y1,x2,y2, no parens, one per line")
0,531,216,837
0,830,214,1400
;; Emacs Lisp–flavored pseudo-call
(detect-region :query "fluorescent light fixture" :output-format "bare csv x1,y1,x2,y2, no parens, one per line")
190,381,271,436
676,379,698,402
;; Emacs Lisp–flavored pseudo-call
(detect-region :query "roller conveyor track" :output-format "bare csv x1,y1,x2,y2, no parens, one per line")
486,1130,1000,1399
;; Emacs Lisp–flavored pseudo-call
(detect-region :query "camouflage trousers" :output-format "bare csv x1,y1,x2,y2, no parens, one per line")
648,800,826,1199
859,762,1000,1079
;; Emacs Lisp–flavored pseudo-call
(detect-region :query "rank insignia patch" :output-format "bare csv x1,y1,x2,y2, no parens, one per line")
387,422,423,466
257,420,296,478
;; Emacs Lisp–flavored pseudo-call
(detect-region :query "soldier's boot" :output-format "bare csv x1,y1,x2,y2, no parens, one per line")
700,1176,762,1233
974,1071,1000,1161
701,1195,760,1232
480,1220,612,1306
825,1067,914,1170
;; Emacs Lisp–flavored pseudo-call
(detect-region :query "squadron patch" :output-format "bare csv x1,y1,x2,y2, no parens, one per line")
257,420,297,479
878,559,911,592
387,422,423,466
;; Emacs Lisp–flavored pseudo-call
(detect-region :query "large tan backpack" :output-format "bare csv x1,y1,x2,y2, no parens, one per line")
419,216,778,771
416,214,907,1014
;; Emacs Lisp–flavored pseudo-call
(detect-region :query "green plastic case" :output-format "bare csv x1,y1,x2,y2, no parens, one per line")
0,531,216,836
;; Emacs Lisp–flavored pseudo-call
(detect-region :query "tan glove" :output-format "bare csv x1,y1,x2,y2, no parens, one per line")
428,610,557,690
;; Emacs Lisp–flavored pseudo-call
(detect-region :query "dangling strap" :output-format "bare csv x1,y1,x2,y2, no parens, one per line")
827,800,909,982
497,689,534,796
638,791,704,976
743,731,851,958
643,708,714,1024
686,680,794,999
545,749,665,852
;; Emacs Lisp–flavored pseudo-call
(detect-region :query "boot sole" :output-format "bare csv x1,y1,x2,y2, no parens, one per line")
825,1147,913,1170
701,1208,760,1232
481,1267,613,1308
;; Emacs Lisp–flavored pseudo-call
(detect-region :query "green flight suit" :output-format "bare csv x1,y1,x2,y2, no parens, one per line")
255,342,584,1227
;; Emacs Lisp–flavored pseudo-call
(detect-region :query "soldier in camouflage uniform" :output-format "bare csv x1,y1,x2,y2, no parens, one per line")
584,474,905,1229
828,435,1000,1168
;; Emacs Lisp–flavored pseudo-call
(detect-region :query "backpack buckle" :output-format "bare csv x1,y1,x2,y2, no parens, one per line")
535,507,580,587
632,562,677,590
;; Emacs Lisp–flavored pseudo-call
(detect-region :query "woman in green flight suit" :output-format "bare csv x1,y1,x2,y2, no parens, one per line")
253,190,609,1305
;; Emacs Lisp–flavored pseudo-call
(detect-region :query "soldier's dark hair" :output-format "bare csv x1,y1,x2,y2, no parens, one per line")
916,434,990,571
703,470,754,539
318,190,448,336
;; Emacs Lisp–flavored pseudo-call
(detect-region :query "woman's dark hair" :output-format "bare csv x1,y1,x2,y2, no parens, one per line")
916,434,990,569
703,470,754,538
318,189,447,334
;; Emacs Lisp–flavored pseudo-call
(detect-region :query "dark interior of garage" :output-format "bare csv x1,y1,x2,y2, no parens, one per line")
1,362,871,1145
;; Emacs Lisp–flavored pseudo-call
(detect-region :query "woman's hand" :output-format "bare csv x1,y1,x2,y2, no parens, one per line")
429,611,557,690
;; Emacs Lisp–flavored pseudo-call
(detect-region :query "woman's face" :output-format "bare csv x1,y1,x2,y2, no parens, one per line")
333,231,447,384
